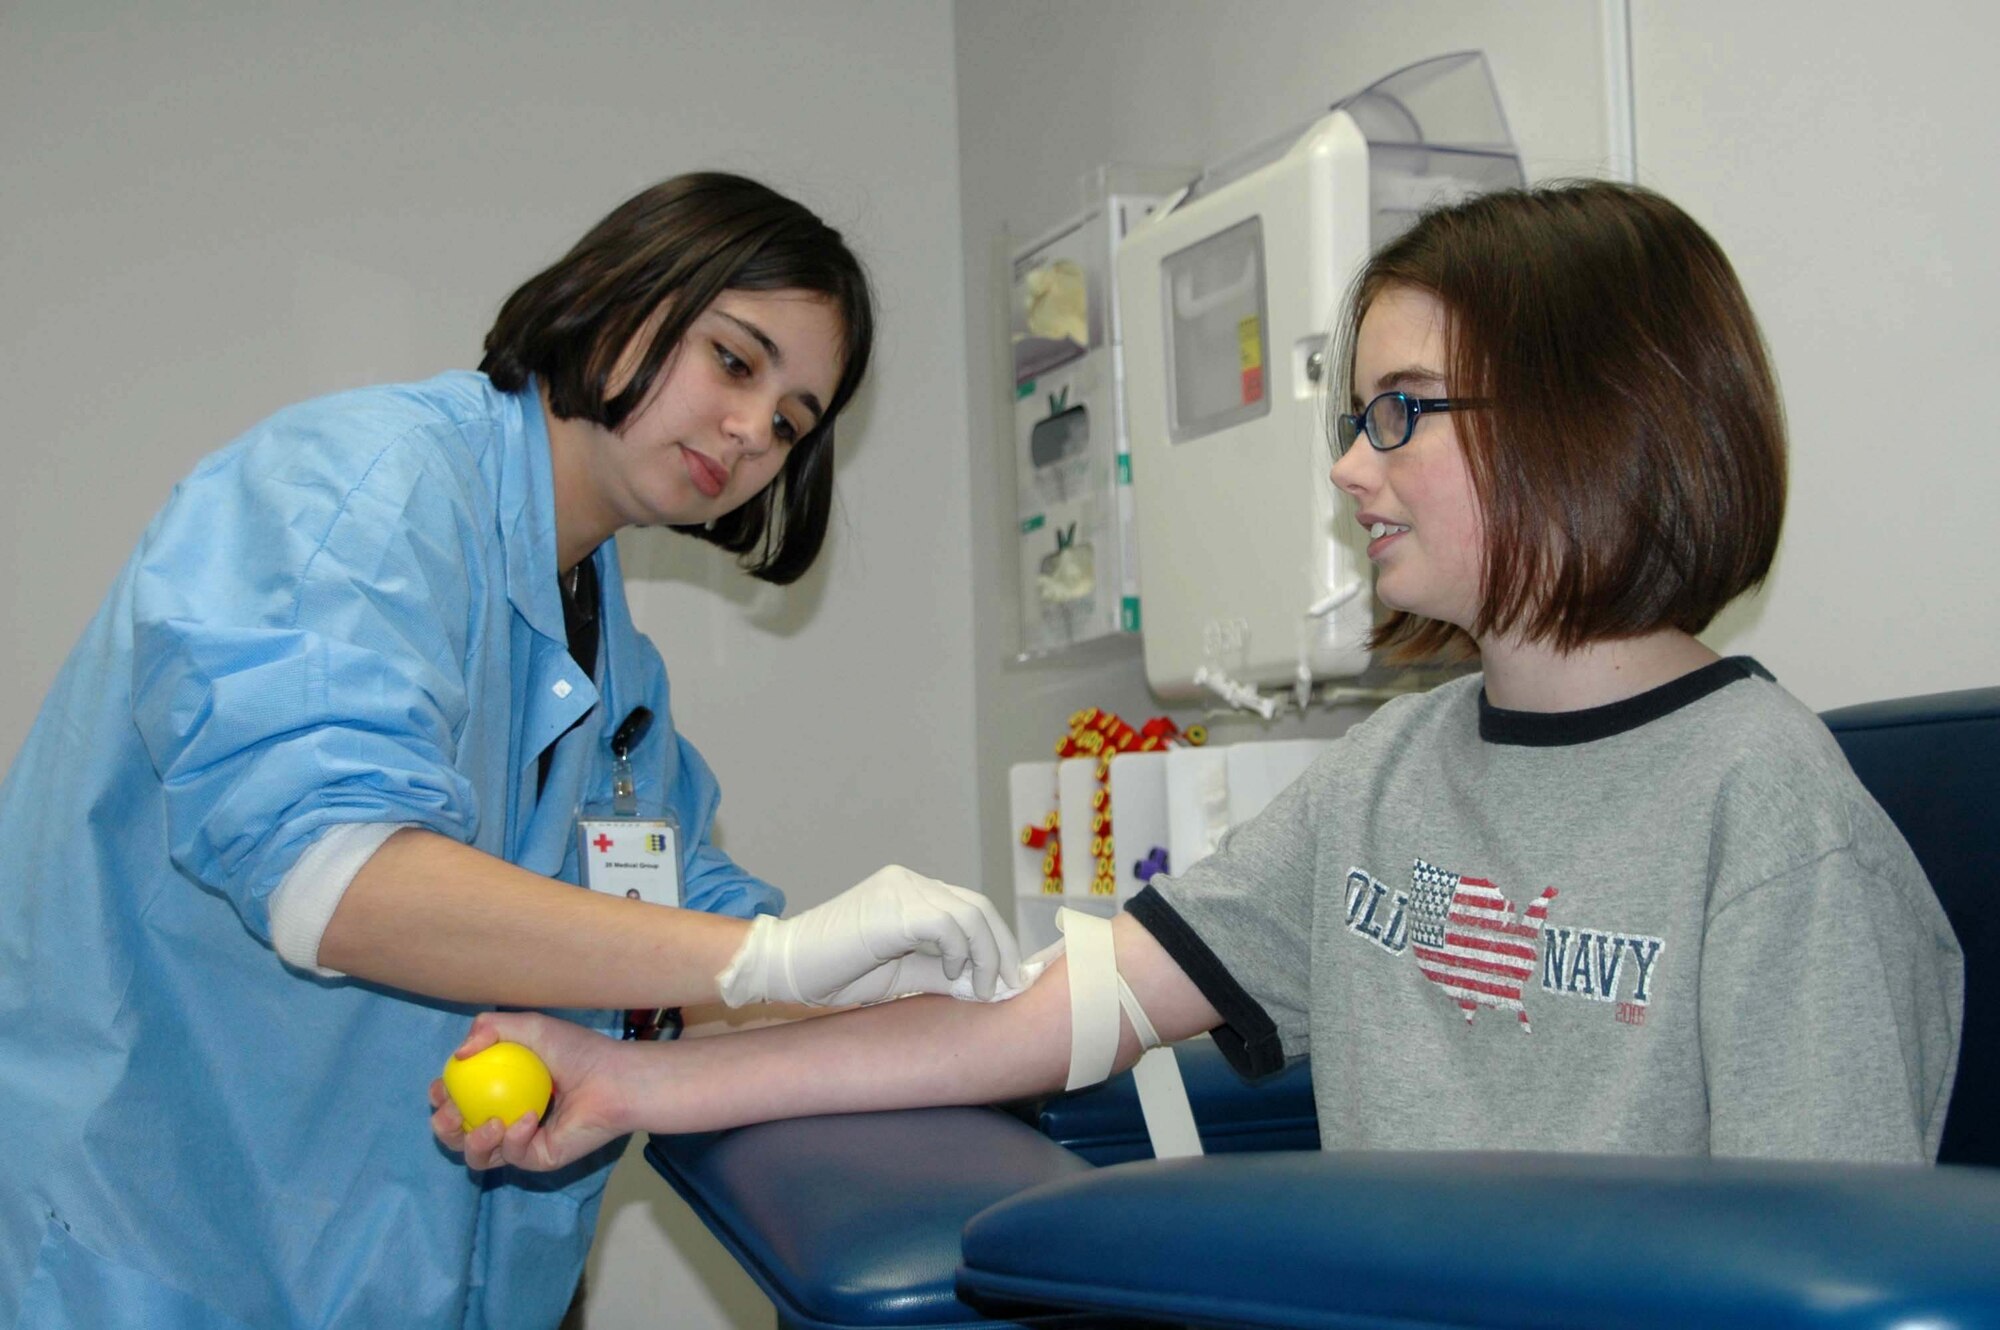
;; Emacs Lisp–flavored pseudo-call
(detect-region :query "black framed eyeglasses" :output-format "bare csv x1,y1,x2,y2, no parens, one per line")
1333,391,1485,459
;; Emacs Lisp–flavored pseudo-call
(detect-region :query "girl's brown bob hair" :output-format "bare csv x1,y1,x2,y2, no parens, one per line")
1331,180,1786,662
482,172,874,585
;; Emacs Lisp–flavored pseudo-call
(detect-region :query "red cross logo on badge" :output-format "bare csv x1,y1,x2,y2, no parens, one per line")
592,833,614,853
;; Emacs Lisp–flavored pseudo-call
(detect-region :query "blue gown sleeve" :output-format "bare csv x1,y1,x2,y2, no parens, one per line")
127,418,485,943
672,729,783,919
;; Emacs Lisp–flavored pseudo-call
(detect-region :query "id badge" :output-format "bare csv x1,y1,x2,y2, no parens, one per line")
578,814,682,907
577,706,682,908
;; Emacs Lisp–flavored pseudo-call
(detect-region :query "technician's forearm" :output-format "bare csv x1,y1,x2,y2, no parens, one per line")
319,828,748,1008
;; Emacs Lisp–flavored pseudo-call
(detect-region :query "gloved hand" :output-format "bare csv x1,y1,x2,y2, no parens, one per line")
716,865,1025,1008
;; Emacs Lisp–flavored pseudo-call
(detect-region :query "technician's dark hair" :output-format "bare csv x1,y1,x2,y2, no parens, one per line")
1329,179,1787,663
482,172,875,585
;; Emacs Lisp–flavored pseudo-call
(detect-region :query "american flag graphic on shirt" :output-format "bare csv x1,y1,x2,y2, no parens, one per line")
1405,859,1559,1030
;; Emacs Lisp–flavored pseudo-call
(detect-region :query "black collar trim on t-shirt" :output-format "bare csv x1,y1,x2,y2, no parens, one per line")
1478,656,1773,748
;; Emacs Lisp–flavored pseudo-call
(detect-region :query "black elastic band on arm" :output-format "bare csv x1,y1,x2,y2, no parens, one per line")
1127,886,1285,1078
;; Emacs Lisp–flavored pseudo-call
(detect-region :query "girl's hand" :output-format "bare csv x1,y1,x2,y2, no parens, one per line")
429,1011,633,1172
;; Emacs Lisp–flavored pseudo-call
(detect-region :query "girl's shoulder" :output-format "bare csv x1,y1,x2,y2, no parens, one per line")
140,375,527,598
1686,667,1850,781
166,373,529,550
219,372,510,485
1694,670,1921,891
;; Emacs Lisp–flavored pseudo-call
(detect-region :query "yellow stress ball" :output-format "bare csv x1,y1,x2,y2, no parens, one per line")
442,1041,552,1130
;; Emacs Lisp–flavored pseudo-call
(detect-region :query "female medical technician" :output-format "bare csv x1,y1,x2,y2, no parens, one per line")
0,172,1020,1329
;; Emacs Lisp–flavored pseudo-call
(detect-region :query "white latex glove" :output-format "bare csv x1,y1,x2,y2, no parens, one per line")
715,865,1026,1008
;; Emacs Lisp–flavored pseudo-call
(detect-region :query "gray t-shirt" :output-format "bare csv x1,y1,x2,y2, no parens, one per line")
1134,658,1963,1162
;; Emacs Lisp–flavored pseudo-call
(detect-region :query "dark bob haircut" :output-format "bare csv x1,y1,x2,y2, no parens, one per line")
1330,180,1786,662
482,172,875,585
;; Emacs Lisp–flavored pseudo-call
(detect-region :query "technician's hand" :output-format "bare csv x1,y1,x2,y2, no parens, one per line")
429,1012,633,1173
716,865,1024,1008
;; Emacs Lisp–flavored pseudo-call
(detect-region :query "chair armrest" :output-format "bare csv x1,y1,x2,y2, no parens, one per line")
958,1151,2000,1329
645,1107,1091,1330
1024,1037,1319,1164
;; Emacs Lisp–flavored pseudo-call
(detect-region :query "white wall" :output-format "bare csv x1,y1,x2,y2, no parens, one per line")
1630,0,2000,704
954,0,2000,904
1,5,970,1328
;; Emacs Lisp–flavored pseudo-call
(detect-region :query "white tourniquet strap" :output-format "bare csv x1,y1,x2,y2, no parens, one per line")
1130,1046,1203,1159
1055,908,1204,1159
1059,907,1122,1091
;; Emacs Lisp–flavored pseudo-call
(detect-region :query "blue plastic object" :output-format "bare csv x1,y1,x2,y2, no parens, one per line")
645,1108,1087,1330
959,1152,2000,1329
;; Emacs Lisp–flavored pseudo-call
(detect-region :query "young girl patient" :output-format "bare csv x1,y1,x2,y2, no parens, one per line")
432,181,1962,1169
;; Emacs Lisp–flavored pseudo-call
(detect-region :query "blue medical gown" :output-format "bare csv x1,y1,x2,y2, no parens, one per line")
0,372,782,1328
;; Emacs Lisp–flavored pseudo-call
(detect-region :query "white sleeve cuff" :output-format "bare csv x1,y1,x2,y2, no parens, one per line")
269,822,414,977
